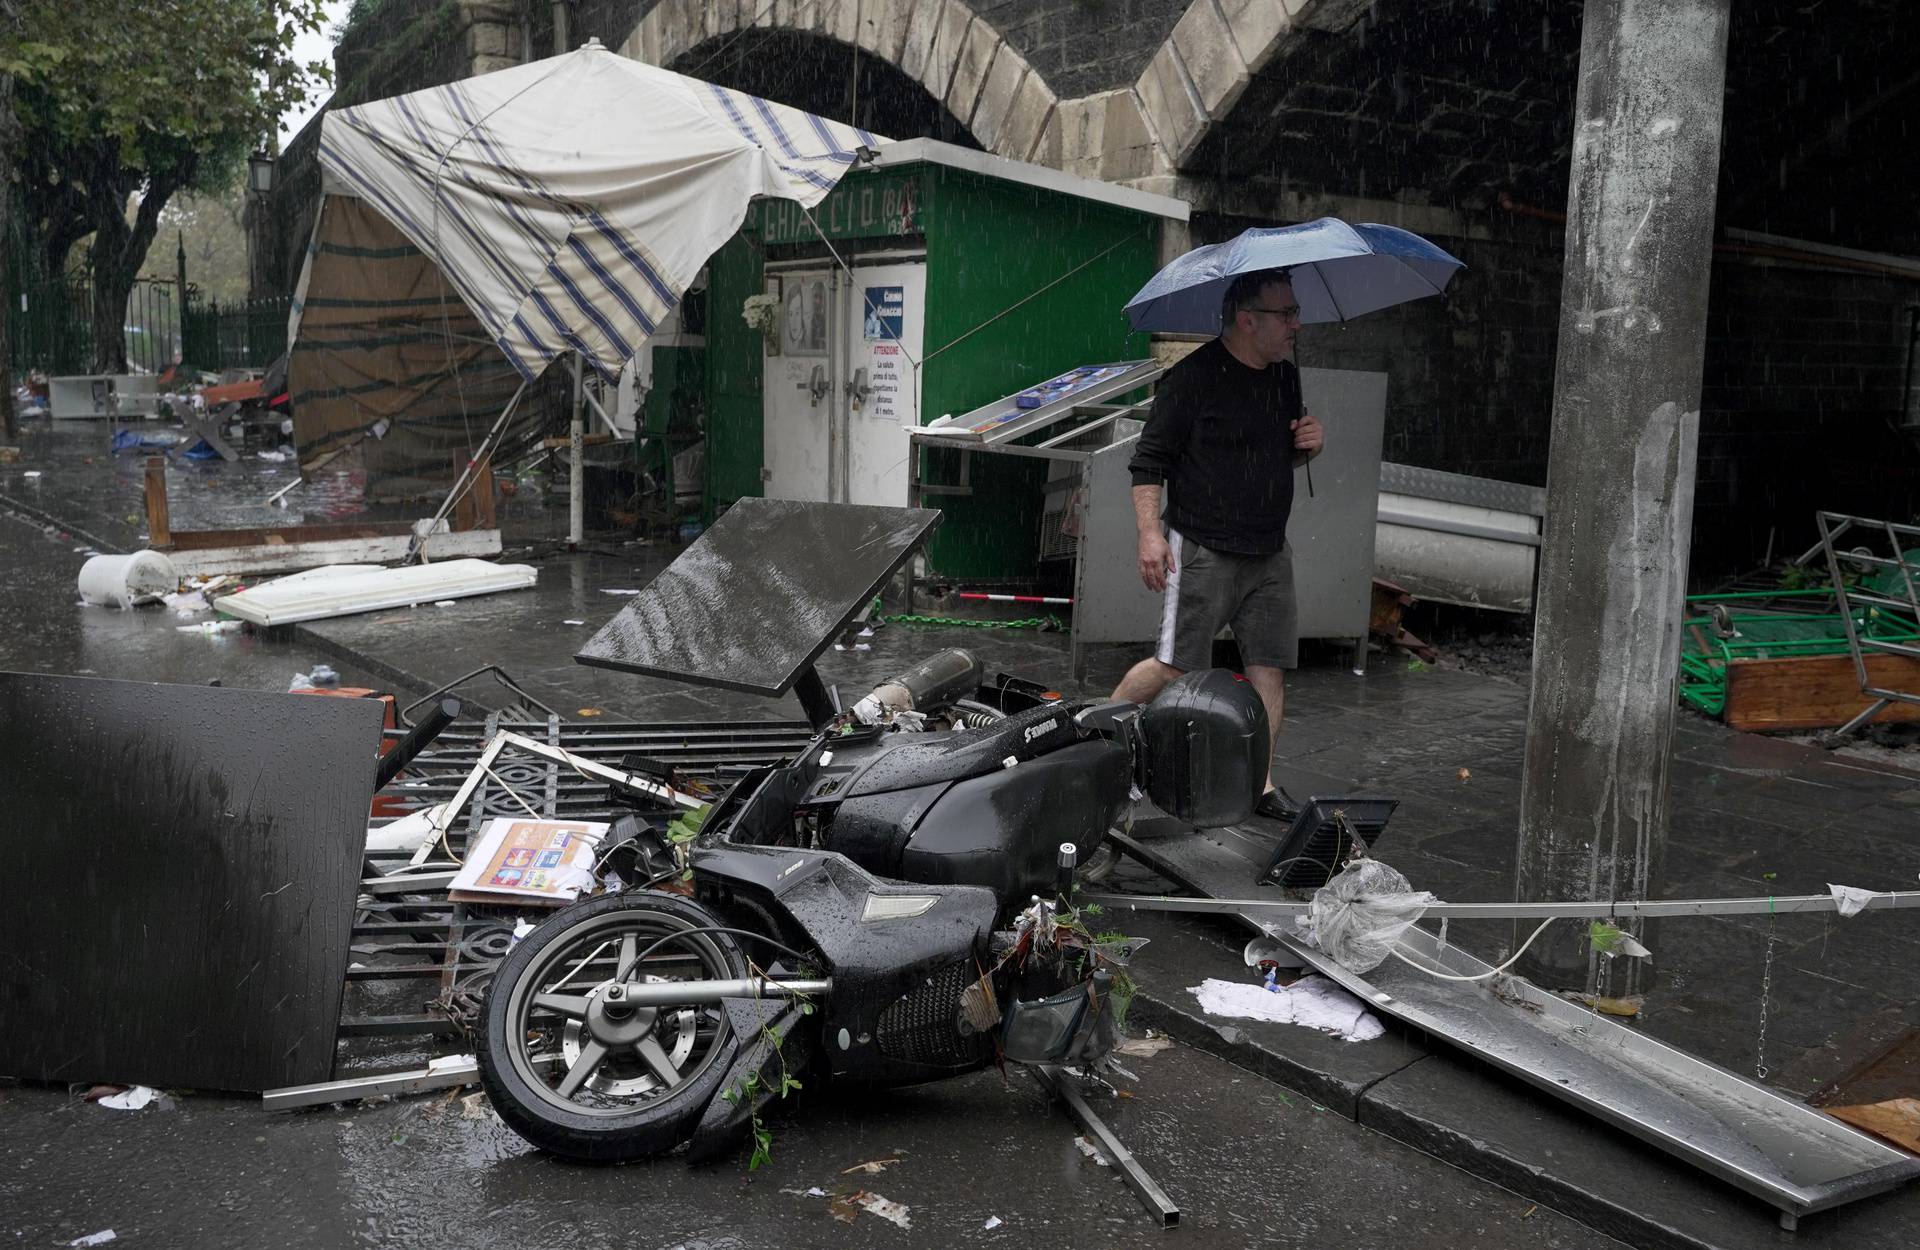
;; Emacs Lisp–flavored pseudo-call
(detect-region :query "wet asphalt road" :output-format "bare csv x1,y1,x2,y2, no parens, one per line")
0,1044,1615,1250
0,503,386,694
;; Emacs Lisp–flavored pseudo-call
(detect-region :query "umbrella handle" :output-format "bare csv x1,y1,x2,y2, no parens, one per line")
1305,457,1315,498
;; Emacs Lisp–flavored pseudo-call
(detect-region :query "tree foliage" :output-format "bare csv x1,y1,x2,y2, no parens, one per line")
2,1,331,369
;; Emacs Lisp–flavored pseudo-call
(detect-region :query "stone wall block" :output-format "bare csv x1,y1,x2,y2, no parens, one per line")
825,0,860,45
1031,109,1066,172
1098,89,1162,181
1000,67,1057,162
971,48,1026,151
929,2,974,101
1285,0,1372,34
1049,94,1104,176
898,0,946,82
466,17,508,59
627,9,663,64
1135,44,1207,166
1170,0,1250,120
1219,0,1292,73
946,19,1000,127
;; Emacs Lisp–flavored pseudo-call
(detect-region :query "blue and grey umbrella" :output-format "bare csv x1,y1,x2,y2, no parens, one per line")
1123,217,1466,333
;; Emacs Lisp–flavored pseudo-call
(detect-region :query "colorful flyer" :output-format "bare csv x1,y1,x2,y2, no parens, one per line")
449,817,610,906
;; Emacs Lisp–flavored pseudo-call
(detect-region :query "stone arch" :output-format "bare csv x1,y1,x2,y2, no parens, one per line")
1131,0,1371,171
621,0,1058,164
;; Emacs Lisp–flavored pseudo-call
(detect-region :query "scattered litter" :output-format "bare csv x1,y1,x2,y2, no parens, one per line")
600,588,643,595
458,1092,492,1121
1830,883,1877,918
255,449,291,462
427,1053,476,1075
1826,1098,1920,1155
983,1215,1003,1230
1456,767,1471,781
840,1156,901,1175
97,1085,160,1111
1300,859,1436,973
365,805,445,854
77,550,178,609
1190,975,1385,1042
434,600,457,607
23,469,42,478
163,589,210,616
1520,1204,1539,1220
846,1192,911,1229
1580,995,1644,1018
67,1232,116,1247
289,665,341,692
780,1186,831,1198
563,619,586,625
176,619,242,635
1074,1135,1111,1166
576,707,604,717
1114,1033,1173,1058
510,918,536,946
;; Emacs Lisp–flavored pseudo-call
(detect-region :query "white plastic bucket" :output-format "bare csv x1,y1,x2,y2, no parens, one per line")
77,550,179,609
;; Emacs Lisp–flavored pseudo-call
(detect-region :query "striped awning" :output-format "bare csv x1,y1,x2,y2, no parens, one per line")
310,40,875,382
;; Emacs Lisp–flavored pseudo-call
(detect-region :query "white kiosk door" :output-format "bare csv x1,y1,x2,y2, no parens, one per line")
762,267,836,503
843,259,926,506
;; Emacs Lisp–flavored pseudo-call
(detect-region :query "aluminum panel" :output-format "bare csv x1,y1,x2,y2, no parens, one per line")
577,498,939,696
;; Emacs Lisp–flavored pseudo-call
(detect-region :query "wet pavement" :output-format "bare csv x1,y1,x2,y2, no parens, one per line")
5,417,1920,1246
0,1042,1616,1249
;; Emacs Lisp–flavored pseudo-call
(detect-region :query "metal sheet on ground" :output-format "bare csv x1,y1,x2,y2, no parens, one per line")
1107,816,1920,1221
0,673,382,1091
575,498,939,696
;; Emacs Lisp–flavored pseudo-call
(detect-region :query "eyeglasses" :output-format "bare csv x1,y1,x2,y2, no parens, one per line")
1247,305,1303,322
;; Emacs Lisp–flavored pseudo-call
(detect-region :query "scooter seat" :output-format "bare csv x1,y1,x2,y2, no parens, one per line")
843,701,1087,796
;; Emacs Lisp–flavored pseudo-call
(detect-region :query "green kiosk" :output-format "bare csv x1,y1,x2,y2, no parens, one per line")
694,139,1188,583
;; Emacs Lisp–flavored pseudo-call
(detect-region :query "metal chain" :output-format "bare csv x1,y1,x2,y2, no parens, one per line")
1755,910,1778,1081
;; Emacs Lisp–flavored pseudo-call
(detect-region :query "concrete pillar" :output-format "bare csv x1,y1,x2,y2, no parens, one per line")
1516,0,1731,997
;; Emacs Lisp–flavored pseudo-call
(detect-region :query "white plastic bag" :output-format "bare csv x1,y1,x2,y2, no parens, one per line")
1301,859,1436,974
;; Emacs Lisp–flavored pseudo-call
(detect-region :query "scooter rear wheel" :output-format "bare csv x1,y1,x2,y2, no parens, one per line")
479,891,747,1162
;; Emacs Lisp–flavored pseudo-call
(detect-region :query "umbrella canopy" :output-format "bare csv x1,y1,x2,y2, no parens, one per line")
1123,217,1465,333
312,39,877,382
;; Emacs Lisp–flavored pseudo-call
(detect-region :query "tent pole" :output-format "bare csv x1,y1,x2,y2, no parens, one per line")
406,376,529,564
569,351,585,550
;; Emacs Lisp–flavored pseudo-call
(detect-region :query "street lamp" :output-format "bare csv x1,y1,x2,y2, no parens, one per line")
245,150,276,302
247,150,276,198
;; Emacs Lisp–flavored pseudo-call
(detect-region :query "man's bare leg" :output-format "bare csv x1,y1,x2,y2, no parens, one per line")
1243,664,1286,793
1112,657,1184,705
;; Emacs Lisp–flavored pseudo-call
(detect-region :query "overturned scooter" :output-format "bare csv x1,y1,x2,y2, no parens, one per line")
477,657,1269,1162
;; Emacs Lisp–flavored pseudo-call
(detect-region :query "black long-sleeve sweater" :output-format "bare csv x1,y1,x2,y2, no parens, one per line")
1127,338,1302,555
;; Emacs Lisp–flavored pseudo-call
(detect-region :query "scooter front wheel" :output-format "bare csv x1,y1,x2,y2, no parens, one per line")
479,891,747,1162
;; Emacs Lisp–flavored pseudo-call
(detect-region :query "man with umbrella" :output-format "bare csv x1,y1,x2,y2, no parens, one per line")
1113,267,1322,823
1112,219,1465,818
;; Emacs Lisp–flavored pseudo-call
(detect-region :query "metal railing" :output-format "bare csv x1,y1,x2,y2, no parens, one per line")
9,275,186,376
183,294,289,372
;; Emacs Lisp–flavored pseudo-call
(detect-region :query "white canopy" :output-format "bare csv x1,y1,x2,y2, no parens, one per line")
311,39,875,382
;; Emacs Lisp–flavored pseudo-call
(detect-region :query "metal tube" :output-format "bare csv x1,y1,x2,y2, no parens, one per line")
603,977,832,1007
569,351,584,548
1077,890,1920,921
264,1058,479,1111
1034,1066,1180,1227
374,697,462,791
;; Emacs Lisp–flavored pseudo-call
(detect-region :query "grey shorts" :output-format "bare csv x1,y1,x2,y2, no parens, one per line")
1156,530,1299,671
